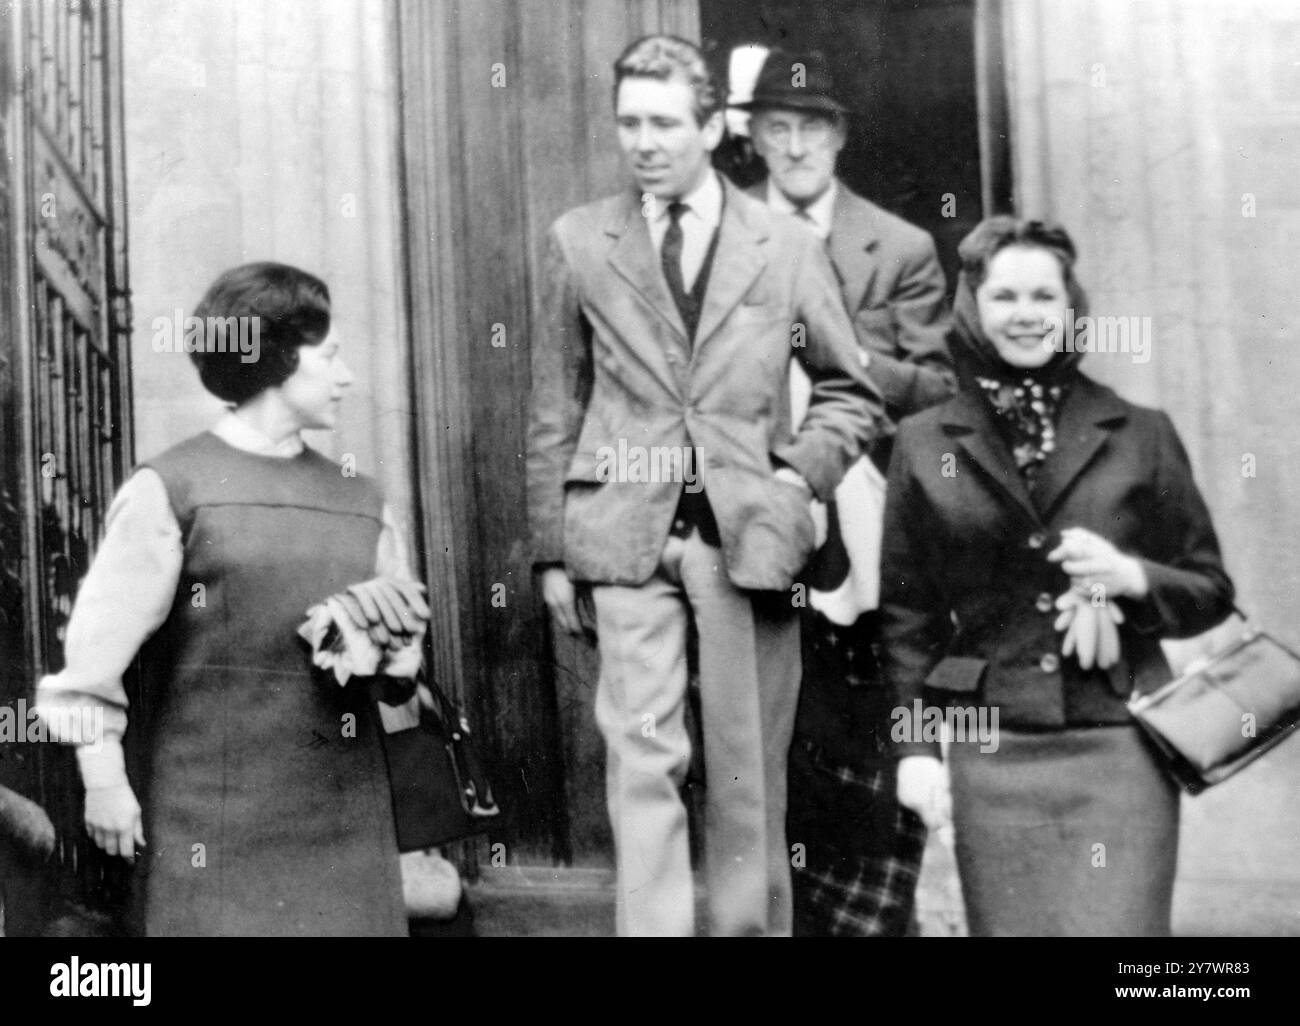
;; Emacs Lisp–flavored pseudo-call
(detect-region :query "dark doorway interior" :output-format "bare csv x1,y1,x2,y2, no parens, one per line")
701,0,995,293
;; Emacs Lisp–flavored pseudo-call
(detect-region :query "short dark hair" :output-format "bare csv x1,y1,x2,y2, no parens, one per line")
958,216,1079,292
613,35,721,126
190,262,330,404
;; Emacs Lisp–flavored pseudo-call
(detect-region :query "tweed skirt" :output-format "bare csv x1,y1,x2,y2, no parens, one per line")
948,724,1180,937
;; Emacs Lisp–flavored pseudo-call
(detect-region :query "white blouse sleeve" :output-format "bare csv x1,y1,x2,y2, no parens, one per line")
34,468,182,786
376,503,418,581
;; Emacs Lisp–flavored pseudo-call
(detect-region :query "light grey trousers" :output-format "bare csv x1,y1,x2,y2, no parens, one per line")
592,529,801,936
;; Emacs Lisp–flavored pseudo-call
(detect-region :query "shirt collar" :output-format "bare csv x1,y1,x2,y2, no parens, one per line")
212,411,305,458
767,178,837,240
659,170,723,231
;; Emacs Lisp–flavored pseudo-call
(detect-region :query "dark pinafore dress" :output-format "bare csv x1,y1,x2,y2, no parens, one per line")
126,432,406,936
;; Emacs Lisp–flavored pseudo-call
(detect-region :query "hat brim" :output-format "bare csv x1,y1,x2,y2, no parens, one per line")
730,94,850,116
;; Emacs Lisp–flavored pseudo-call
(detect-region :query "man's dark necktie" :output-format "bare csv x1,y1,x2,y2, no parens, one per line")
661,201,692,334
660,199,719,545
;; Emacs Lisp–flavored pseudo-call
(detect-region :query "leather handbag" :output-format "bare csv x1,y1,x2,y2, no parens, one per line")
375,676,500,850
1127,609,1300,794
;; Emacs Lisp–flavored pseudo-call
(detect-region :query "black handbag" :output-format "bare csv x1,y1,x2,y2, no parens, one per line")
1127,608,1300,794
374,677,500,850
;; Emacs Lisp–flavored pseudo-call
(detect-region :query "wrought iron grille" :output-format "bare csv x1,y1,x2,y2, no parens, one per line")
1,0,132,934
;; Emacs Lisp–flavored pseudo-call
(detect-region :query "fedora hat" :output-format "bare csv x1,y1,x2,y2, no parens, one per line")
730,48,849,116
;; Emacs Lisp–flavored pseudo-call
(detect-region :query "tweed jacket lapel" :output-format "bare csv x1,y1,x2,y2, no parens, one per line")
692,178,768,355
604,190,690,350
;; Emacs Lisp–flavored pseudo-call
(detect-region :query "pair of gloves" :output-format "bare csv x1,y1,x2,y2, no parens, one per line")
897,527,1151,835
300,577,432,685
84,577,432,864
1053,588,1125,671
308,583,463,921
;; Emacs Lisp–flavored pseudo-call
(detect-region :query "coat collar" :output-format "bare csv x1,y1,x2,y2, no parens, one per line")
1034,376,1130,518
939,375,1129,523
605,176,769,356
747,177,878,310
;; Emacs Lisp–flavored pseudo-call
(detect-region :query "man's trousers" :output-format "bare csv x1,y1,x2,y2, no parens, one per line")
591,528,801,936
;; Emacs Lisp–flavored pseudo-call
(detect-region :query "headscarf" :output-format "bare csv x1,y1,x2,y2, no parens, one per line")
948,258,1090,475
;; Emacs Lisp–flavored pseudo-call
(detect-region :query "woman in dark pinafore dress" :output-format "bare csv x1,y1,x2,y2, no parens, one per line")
36,264,431,935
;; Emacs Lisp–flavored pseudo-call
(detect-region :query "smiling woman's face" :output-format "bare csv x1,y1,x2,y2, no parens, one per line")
975,245,1069,370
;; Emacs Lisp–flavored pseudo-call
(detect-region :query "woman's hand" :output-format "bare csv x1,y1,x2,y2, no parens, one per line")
1048,526,1149,601
337,577,430,648
84,782,145,862
897,755,952,833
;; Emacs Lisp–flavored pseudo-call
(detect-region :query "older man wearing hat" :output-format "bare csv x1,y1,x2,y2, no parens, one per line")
732,46,956,936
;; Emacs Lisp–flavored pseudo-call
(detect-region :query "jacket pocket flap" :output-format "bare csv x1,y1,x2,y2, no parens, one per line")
925,657,988,693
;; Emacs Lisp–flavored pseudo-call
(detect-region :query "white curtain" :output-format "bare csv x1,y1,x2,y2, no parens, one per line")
1002,0,1300,930
1004,0,1300,640
124,0,416,536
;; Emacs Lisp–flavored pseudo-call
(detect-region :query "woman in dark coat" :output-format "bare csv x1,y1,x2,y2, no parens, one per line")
36,263,432,935
880,217,1235,936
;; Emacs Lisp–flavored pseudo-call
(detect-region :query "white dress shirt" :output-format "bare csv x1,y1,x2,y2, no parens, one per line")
766,178,838,241
647,169,724,291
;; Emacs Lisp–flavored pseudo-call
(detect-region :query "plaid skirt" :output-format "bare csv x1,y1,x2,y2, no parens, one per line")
787,738,928,937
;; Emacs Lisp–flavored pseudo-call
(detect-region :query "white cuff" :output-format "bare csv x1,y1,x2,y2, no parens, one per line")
77,740,129,789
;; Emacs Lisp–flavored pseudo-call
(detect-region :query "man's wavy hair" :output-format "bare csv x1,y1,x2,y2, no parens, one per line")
612,35,722,126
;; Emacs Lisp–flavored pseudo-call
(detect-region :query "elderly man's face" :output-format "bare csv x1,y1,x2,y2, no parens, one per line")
751,108,845,205
616,77,723,202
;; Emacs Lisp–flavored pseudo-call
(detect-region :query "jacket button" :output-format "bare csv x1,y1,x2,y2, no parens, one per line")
1039,653,1060,673
1035,592,1054,613
1028,531,1047,550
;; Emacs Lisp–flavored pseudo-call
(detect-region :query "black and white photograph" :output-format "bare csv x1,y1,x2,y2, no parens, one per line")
0,0,1296,980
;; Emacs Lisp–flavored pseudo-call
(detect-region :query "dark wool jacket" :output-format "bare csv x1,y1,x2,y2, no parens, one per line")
880,371,1235,756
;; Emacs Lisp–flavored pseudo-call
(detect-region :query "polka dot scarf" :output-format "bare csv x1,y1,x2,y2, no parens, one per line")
974,375,1066,472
